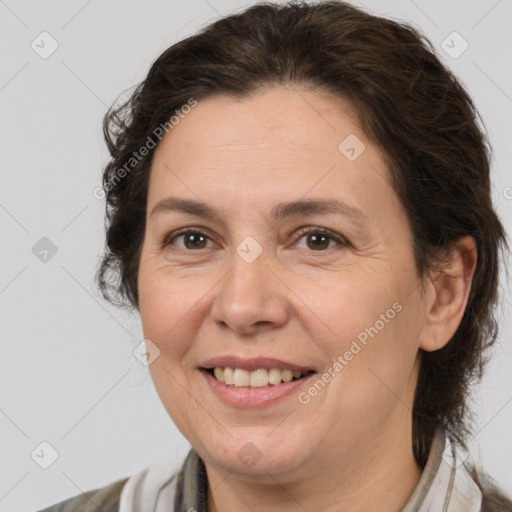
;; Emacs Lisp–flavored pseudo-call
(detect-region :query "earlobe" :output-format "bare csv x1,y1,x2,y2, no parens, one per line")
419,236,477,353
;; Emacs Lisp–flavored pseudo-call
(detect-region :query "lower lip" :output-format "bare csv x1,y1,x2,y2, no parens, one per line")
200,369,316,408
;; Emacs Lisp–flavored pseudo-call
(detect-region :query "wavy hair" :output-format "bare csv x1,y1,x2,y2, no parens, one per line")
96,0,508,496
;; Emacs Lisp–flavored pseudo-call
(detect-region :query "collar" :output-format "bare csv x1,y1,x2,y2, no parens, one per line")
400,426,482,511
120,427,482,512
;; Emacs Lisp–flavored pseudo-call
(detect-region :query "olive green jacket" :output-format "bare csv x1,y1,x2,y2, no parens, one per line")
37,476,128,512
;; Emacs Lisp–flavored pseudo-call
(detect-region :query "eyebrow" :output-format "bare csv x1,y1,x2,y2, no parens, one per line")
149,196,367,222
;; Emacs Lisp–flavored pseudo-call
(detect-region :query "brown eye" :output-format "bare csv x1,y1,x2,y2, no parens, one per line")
163,230,212,250
304,233,332,251
294,227,347,251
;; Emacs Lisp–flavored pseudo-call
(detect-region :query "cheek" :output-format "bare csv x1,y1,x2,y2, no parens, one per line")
318,300,420,433
138,263,192,354
138,269,204,435
304,270,398,344
311,264,420,385
335,295,422,416
138,260,223,372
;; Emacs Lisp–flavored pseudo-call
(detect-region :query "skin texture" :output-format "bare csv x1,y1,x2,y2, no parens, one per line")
137,86,477,511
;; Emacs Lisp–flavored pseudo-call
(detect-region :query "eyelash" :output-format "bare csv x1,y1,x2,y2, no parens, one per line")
161,226,349,252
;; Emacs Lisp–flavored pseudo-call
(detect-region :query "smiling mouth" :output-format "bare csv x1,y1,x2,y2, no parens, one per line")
205,367,316,388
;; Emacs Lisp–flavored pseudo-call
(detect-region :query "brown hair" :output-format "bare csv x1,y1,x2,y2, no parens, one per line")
97,0,508,489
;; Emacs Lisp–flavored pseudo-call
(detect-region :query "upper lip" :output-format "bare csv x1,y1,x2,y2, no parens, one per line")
200,356,316,373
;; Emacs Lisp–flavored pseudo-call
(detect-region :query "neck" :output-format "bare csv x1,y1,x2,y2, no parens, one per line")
205,420,423,512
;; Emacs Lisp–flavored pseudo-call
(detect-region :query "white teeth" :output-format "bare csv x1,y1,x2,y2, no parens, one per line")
213,367,224,383
250,369,269,387
233,368,250,387
281,370,293,382
268,368,282,385
223,367,234,385
211,367,307,387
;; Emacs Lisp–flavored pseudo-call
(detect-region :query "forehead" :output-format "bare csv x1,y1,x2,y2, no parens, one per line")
154,86,365,163
148,86,395,217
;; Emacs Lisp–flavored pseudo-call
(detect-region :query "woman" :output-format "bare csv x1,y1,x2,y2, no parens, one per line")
38,1,511,510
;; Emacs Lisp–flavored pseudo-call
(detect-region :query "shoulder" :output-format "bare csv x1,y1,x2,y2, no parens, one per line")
480,481,512,512
468,466,512,512
36,460,183,512
36,475,129,512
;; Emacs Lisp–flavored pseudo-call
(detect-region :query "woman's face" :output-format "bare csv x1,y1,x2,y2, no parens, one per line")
138,86,431,481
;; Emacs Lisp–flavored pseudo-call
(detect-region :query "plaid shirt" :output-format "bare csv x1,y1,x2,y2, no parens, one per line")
38,427,493,512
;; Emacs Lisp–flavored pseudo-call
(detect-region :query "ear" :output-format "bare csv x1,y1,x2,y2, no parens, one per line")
419,236,477,352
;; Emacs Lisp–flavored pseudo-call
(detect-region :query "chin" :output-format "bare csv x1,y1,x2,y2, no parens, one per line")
196,429,312,479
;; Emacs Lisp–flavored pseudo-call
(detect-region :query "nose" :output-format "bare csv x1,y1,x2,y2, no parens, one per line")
210,247,288,335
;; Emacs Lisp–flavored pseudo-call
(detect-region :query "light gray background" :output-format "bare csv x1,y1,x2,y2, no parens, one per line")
1,1,511,510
